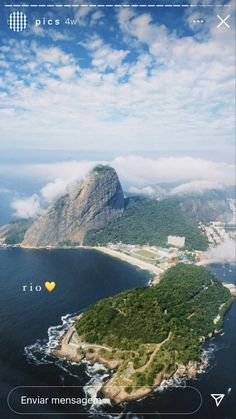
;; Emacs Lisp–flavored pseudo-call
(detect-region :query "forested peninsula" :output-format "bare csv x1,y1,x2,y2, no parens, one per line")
56,264,233,403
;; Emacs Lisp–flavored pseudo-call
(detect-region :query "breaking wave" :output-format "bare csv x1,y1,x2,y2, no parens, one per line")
23,310,222,418
24,312,78,366
24,312,115,416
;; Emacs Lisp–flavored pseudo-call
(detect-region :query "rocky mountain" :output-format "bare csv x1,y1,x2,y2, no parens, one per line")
126,185,233,222
1,167,233,250
22,165,124,247
179,190,232,223
0,219,31,245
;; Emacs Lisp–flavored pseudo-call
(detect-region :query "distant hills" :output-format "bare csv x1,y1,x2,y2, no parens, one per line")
85,196,209,250
179,190,233,223
0,165,233,250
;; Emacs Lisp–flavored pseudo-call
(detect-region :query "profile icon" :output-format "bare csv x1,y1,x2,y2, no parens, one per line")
8,11,27,32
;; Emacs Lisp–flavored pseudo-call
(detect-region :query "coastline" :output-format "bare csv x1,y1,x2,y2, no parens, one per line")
52,317,202,404
16,243,236,292
50,252,235,404
16,243,232,404
6,242,164,284
2,243,235,295
6,240,235,277
2,242,235,403
90,246,163,284
50,298,235,404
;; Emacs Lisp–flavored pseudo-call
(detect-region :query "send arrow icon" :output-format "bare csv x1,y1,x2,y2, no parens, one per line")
211,394,225,407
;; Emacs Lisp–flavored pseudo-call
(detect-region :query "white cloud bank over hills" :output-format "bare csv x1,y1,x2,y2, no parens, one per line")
206,239,236,263
11,194,41,219
170,180,225,195
9,155,235,218
112,156,235,186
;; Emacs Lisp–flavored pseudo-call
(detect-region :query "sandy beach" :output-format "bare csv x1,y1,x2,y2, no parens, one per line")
92,246,163,283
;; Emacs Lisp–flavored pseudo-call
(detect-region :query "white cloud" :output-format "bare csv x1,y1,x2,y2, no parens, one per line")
56,65,77,80
3,155,234,187
0,4,234,152
7,154,235,218
170,180,224,195
0,188,11,193
0,108,15,116
28,26,73,42
128,185,156,195
35,46,73,65
4,153,233,197
74,4,93,26
11,194,41,219
40,178,69,202
5,156,234,187
27,160,99,183
206,239,236,263
90,10,104,26
8,160,101,217
111,156,235,186
74,3,105,26
82,36,129,71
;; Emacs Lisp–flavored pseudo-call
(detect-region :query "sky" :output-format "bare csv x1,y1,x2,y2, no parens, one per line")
0,0,235,154
0,1,235,219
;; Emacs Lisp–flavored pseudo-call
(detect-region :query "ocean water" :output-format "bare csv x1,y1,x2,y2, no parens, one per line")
0,247,235,419
0,247,151,418
0,151,235,418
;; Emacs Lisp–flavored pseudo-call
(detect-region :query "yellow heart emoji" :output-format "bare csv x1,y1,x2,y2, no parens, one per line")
45,281,56,292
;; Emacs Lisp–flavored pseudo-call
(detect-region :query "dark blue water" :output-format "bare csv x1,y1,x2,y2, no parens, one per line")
0,247,151,418
0,246,235,418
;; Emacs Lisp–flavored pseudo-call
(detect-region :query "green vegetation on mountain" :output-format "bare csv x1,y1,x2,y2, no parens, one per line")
3,219,32,245
76,264,233,390
85,197,208,250
91,164,112,174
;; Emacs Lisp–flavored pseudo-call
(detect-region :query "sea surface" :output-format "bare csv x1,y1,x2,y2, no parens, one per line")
0,247,235,419
0,151,235,418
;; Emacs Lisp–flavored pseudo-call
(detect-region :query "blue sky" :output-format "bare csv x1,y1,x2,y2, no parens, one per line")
0,0,235,155
0,1,235,219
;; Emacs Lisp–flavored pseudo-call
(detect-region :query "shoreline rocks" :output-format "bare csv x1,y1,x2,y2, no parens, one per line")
52,321,207,404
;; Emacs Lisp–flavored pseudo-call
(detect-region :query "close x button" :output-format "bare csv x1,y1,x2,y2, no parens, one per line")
217,14,230,29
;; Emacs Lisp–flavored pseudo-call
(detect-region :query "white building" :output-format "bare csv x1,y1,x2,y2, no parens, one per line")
167,235,185,248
